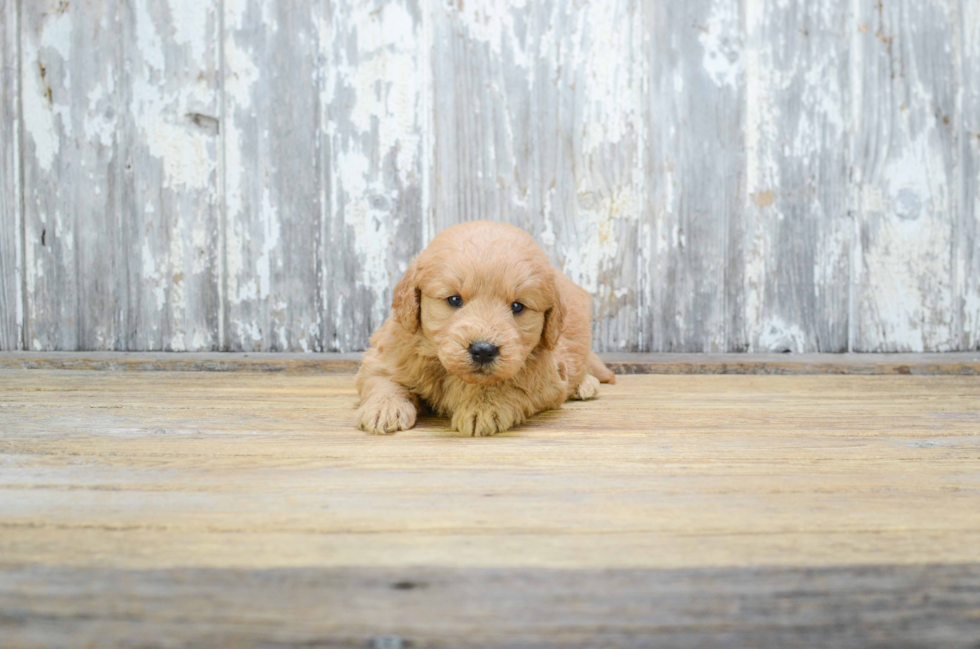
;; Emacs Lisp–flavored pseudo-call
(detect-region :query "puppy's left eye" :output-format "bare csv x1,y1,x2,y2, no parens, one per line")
511,302,525,315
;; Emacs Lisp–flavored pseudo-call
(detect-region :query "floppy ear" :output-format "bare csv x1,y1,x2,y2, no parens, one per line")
391,258,421,334
541,272,566,350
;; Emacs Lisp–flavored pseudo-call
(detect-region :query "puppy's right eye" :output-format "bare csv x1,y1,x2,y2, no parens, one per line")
447,295,463,308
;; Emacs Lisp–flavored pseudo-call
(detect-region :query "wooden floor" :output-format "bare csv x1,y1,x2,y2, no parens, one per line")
1,366,979,647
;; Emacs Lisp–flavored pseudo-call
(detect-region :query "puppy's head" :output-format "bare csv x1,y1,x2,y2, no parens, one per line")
391,221,564,385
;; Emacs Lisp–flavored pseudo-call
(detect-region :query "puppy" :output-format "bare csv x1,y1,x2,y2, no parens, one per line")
355,221,616,436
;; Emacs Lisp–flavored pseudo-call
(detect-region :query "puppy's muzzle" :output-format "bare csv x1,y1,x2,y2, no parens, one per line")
468,341,499,366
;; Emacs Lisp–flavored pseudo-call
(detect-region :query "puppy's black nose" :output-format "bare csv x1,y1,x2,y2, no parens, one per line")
468,341,499,365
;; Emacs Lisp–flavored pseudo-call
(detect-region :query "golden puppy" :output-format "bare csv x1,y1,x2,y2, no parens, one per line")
355,221,616,436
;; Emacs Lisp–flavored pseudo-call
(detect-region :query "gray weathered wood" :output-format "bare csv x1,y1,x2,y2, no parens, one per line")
321,0,425,352
1,351,979,375
431,0,644,351
22,1,220,351
22,1,118,351
851,0,961,352
738,0,850,352
2,564,979,649
123,1,221,351
963,1,980,350
0,0,20,350
643,0,741,352
223,0,321,352
6,0,980,353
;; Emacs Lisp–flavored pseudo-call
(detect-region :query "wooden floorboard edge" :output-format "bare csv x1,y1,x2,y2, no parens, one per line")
1,352,979,375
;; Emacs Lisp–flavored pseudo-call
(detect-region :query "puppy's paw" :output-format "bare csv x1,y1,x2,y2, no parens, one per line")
357,396,417,435
451,405,514,437
572,374,601,401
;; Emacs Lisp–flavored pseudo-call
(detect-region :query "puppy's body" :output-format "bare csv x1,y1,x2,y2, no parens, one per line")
356,221,615,436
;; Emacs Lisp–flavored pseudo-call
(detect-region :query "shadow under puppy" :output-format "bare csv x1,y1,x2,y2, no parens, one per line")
356,221,616,437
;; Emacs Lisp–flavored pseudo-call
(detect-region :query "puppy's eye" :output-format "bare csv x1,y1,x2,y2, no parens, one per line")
511,302,525,315
447,295,463,308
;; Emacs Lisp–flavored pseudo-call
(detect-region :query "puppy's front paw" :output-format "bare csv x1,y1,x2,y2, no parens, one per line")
357,396,417,435
451,405,514,437
572,374,601,401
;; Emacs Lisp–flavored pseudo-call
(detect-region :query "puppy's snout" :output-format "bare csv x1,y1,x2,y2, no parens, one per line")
468,341,499,366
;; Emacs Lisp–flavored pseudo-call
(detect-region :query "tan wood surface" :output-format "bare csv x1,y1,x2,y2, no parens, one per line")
2,369,979,647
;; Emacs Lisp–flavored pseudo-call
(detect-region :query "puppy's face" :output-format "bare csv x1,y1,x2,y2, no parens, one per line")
393,223,563,385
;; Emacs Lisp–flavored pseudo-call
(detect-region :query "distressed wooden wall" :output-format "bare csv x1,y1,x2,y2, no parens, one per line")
0,0,977,353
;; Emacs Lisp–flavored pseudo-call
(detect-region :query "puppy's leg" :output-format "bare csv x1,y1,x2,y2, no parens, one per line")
356,376,418,435
451,390,527,438
588,352,616,384
570,374,601,401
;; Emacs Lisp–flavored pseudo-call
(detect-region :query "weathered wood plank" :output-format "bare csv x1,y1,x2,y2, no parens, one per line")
1,370,980,647
22,1,120,351
643,0,742,352
124,0,221,351
963,1,980,350
2,564,979,649
320,0,425,352
851,0,961,352
1,351,979,375
539,0,643,352
21,1,220,351
738,0,850,352
431,0,644,351
223,0,321,352
1,371,978,569
0,0,21,350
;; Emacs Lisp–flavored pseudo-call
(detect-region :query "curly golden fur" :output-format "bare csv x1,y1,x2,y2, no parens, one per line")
355,221,616,436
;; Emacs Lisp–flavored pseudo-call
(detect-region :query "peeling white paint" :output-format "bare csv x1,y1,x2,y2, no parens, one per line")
700,0,743,89
223,35,259,223
758,316,806,353
167,0,209,61
255,189,280,301
22,26,64,173
142,239,167,311
563,189,632,294
13,0,976,354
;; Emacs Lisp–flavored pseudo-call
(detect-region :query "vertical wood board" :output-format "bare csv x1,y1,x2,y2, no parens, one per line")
223,0,321,352
21,1,220,351
124,0,221,351
320,0,425,353
961,0,980,349
22,1,123,351
643,0,743,352
0,0,21,350
431,0,643,350
738,0,850,352
850,0,961,352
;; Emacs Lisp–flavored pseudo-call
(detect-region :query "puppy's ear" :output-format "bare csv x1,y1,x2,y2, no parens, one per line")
391,258,421,334
541,272,566,349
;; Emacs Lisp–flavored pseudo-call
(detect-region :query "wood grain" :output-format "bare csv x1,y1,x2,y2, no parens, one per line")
963,0,980,350
432,0,644,351
643,0,741,352
321,0,425,353
2,564,979,648
126,0,221,352
22,1,121,351
4,1,980,353
1,369,979,645
21,1,221,352
0,0,20,350
2,351,979,375
223,0,321,352
851,0,961,352
739,0,850,352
